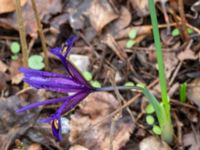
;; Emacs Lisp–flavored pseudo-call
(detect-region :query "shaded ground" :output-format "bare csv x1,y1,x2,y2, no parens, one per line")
0,0,200,149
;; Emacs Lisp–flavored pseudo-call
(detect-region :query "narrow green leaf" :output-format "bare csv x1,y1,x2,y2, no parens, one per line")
179,82,187,103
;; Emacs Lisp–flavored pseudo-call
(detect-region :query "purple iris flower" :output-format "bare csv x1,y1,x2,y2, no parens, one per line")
16,35,95,141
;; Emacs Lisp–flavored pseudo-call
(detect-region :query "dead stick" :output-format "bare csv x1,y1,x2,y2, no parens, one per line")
15,0,28,67
31,0,49,70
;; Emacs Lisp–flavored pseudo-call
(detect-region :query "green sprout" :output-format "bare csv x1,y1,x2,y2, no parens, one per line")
187,28,193,34
91,80,102,88
179,82,187,103
83,71,93,81
146,115,155,125
126,28,137,48
128,28,137,39
171,28,180,37
171,27,193,37
126,40,136,48
124,81,135,87
28,55,45,70
145,103,155,114
152,125,162,135
10,41,21,60
148,0,173,143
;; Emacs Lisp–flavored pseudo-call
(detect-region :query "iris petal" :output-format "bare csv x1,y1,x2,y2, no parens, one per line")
51,117,62,140
19,67,68,78
16,96,68,113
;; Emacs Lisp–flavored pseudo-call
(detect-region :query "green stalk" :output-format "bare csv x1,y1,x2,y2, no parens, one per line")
31,0,49,70
148,0,173,143
148,0,169,111
16,0,28,67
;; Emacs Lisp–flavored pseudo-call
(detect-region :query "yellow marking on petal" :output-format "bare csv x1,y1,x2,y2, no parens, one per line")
62,46,68,55
53,119,59,130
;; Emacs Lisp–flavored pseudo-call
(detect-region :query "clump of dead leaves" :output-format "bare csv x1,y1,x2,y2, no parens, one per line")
69,92,135,150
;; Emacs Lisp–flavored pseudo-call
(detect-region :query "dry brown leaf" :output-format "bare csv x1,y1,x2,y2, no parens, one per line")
0,0,62,37
139,136,171,150
177,48,197,61
8,58,23,83
28,144,42,150
0,0,27,14
0,89,43,150
102,34,128,61
0,71,8,92
11,73,23,84
69,145,89,150
69,92,135,150
129,0,159,17
187,78,200,110
85,0,118,32
106,6,131,36
183,132,200,150
0,60,8,73
163,51,178,79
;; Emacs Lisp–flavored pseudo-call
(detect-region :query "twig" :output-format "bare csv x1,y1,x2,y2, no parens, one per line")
160,0,170,34
31,0,49,70
168,7,200,34
15,0,28,67
178,0,189,39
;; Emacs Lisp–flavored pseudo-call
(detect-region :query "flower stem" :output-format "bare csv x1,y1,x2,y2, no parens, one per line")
96,86,142,92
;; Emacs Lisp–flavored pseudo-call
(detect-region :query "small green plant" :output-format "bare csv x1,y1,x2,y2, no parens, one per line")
171,27,193,37
146,115,155,125
171,28,180,37
179,82,187,103
145,103,155,114
28,55,45,70
129,28,137,39
82,70,102,88
124,81,135,87
91,80,102,88
148,0,173,143
145,103,162,135
83,71,93,81
152,125,162,135
126,40,136,48
10,41,21,60
126,28,137,48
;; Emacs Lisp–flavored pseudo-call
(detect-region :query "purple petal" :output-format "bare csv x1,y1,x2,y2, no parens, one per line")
37,90,91,123
63,35,76,58
49,36,92,88
16,96,69,113
23,75,86,93
50,47,63,59
51,117,62,140
60,91,91,113
65,59,92,88
19,67,68,78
